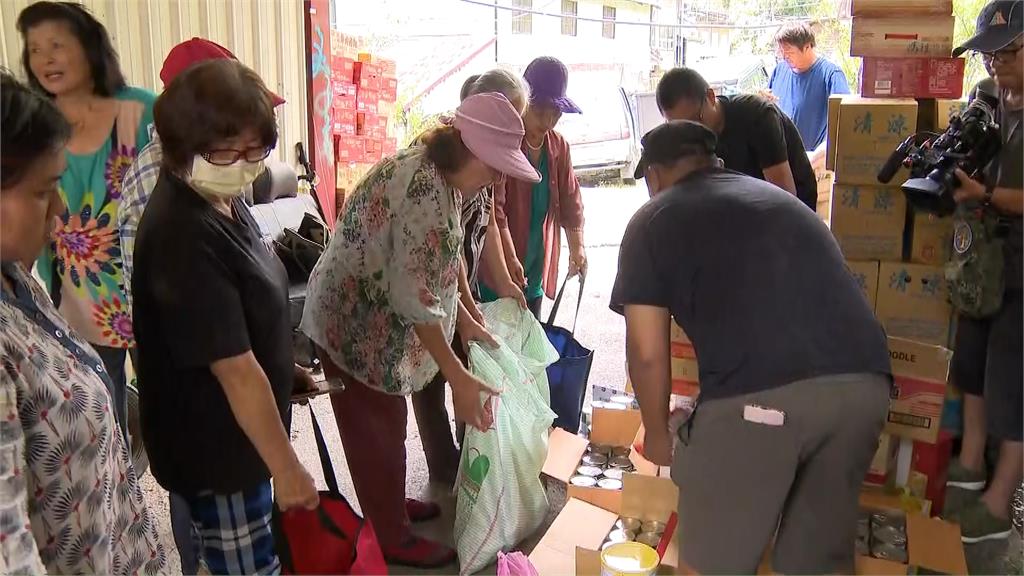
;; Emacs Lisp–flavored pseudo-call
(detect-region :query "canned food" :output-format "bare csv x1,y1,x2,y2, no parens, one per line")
610,456,633,469
871,543,908,563
598,478,624,490
578,465,604,478
583,453,609,467
611,446,632,458
570,475,598,487
854,538,870,556
601,542,658,576
640,520,666,535
589,444,613,457
610,395,636,407
602,468,625,481
617,517,642,533
607,529,635,543
635,531,662,547
872,525,907,548
871,512,904,532
856,516,870,540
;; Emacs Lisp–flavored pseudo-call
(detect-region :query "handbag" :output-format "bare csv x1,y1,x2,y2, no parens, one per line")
542,274,594,433
273,406,388,575
945,206,1006,319
275,213,330,284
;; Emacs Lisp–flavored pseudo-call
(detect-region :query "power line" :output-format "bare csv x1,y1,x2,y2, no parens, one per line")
458,0,843,29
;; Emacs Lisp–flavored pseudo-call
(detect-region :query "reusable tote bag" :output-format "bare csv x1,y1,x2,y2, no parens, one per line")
543,274,594,433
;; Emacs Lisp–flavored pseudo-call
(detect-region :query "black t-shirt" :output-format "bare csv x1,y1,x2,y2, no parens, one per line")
716,94,819,211
610,169,891,401
132,172,293,495
994,92,1023,290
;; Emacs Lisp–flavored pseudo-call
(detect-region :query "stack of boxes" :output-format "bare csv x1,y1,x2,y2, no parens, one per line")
825,0,970,513
330,31,399,207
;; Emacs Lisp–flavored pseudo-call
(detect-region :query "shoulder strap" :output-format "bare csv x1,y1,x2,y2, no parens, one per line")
310,405,340,496
545,272,586,335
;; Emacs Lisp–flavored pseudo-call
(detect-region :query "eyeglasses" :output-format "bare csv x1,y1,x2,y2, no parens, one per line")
981,43,1023,64
201,146,272,166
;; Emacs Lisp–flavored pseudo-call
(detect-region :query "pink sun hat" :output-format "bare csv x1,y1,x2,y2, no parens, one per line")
453,93,541,183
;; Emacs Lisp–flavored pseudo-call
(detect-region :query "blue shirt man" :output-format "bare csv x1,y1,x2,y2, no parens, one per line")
768,23,850,154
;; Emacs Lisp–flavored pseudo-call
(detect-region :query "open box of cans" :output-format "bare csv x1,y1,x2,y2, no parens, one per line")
852,488,966,575
531,474,682,575
543,406,660,514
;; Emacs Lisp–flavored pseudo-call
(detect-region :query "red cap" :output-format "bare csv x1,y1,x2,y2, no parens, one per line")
159,37,285,106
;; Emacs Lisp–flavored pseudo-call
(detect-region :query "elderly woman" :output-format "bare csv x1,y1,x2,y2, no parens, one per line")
131,59,317,575
18,2,157,440
411,69,531,486
301,93,540,568
0,71,166,576
484,56,588,318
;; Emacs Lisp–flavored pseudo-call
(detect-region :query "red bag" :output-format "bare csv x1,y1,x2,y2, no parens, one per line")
273,406,388,574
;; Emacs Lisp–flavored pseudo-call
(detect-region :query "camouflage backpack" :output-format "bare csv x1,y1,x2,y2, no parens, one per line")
945,205,1005,318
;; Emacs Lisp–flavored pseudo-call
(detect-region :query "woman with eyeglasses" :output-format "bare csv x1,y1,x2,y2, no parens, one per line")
943,0,1024,546
131,59,317,575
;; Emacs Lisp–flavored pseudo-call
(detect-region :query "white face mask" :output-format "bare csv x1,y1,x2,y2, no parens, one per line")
188,155,265,198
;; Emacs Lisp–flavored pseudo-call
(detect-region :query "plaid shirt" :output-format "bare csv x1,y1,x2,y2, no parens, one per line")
117,127,162,310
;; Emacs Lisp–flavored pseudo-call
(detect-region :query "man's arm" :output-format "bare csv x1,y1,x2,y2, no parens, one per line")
624,304,673,445
954,169,1024,215
763,161,799,195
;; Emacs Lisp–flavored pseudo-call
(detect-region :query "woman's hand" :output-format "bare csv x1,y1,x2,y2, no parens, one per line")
274,461,320,511
459,316,498,349
953,168,987,204
568,246,588,279
450,369,499,431
293,365,317,394
507,255,527,288
494,280,528,309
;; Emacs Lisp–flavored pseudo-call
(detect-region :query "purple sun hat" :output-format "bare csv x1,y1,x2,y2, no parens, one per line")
523,57,582,114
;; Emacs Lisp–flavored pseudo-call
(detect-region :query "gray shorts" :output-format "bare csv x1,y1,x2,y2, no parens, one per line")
672,373,890,575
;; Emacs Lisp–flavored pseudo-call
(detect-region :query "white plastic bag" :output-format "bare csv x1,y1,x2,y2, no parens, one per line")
453,299,559,575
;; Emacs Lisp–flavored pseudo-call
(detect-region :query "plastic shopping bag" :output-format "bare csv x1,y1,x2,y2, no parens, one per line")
496,551,540,576
453,299,559,575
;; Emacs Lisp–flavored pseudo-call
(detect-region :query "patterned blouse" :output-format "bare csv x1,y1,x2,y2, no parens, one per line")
0,263,166,575
301,147,464,395
36,87,156,350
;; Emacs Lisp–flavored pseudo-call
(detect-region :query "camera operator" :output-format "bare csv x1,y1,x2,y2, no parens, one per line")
943,0,1023,545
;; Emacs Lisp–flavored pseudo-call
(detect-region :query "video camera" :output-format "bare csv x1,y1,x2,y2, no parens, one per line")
877,92,1002,216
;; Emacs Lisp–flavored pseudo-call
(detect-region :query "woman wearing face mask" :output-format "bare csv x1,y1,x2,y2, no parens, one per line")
1,71,166,576
131,59,317,575
18,2,157,441
301,92,541,568
484,56,587,319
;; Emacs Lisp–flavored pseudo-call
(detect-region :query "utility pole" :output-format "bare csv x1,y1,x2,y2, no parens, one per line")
494,0,499,63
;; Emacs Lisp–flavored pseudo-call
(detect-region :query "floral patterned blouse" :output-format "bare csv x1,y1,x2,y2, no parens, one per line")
0,263,166,575
36,87,156,350
301,147,464,395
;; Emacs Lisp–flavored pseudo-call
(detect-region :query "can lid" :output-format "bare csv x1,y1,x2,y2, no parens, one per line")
600,542,660,574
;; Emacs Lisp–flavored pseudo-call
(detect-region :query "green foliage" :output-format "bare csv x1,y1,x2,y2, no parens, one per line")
954,0,990,94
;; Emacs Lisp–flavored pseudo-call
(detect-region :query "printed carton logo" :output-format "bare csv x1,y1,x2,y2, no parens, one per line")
889,269,911,292
852,271,867,290
921,273,942,296
874,189,894,211
887,114,909,137
841,187,861,208
854,112,873,135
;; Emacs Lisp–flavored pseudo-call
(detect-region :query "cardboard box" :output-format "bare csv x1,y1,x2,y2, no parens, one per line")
335,136,365,163
830,185,907,260
866,432,898,486
876,263,952,346
825,95,849,172
912,431,954,515
816,170,835,224
918,99,969,132
531,474,681,576
356,89,380,113
627,322,699,398
860,57,965,99
332,81,358,110
851,0,953,15
907,209,953,266
832,98,918,186
332,57,356,84
886,337,954,443
332,108,357,136
846,260,880,310
851,16,955,58
543,409,659,514
381,76,398,101
354,61,381,91
855,487,966,574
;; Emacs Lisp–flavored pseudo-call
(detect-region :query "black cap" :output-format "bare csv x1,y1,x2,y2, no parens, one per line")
633,120,718,180
953,0,1023,57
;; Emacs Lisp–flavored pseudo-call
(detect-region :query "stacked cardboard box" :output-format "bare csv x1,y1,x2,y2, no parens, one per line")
852,0,960,100
330,33,399,207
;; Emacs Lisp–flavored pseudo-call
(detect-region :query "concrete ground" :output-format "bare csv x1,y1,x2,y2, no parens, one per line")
138,183,1021,574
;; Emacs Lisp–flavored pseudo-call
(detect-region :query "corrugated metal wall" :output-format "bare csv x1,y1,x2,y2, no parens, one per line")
0,0,308,163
